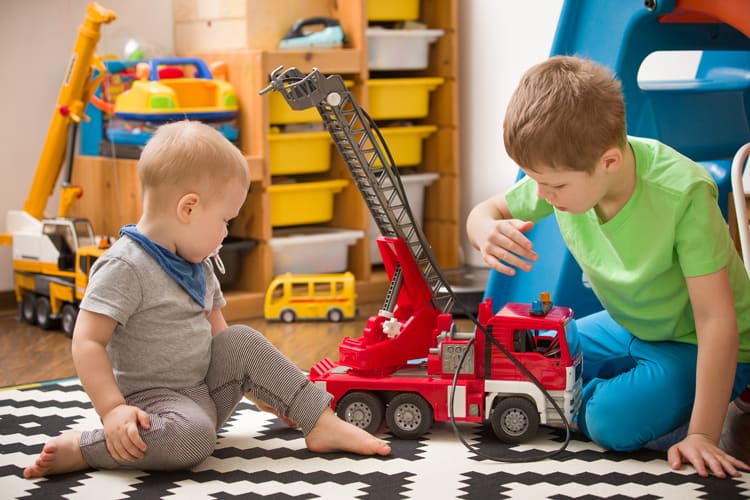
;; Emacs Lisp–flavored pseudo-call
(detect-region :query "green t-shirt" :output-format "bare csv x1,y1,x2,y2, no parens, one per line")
506,136,750,362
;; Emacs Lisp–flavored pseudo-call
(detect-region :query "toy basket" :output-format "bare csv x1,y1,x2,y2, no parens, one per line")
268,179,348,226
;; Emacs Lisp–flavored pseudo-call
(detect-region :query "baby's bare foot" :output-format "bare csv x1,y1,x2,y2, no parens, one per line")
305,408,391,456
23,431,88,479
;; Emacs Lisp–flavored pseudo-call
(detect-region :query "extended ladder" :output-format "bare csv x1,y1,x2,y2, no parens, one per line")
261,67,453,314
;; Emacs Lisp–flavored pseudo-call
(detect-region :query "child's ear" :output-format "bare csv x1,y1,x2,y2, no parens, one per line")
176,193,200,223
601,147,623,172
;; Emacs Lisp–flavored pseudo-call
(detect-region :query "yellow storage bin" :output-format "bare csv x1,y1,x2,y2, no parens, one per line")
367,0,420,21
270,80,353,124
268,179,349,227
366,77,444,120
268,131,332,175
376,125,438,167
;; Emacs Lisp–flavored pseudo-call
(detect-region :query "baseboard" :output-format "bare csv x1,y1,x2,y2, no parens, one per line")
0,291,17,313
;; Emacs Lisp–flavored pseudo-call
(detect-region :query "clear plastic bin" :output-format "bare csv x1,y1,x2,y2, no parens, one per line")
270,227,364,275
367,28,444,70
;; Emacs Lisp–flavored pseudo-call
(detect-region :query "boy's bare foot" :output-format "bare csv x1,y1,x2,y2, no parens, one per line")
305,408,391,456
23,431,88,479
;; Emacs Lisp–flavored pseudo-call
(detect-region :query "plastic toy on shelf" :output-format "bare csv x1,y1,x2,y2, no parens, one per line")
106,56,239,151
261,68,582,445
279,17,344,50
264,272,357,323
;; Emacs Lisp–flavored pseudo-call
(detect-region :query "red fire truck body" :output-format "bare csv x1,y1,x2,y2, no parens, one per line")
310,238,582,442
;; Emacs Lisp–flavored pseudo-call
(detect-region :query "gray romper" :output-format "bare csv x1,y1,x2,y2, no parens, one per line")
77,236,331,470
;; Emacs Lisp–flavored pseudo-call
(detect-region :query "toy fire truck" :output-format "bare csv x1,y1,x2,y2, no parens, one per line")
262,69,582,443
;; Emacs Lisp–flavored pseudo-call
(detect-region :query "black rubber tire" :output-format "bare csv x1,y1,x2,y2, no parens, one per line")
327,308,344,322
490,396,540,444
61,304,78,338
280,309,296,323
385,393,434,439
336,391,384,434
35,296,58,330
21,293,37,325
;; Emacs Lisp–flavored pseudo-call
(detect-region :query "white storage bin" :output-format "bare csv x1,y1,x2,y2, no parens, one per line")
366,27,444,70
270,227,365,275
370,172,439,264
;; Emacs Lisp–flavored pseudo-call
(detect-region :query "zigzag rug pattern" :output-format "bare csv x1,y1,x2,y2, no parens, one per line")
1,379,748,499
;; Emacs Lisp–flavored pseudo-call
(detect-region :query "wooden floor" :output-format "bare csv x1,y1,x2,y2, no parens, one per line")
0,302,386,388
2,304,749,465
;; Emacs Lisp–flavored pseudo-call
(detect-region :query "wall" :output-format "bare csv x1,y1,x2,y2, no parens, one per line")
0,0,173,291
458,1,564,267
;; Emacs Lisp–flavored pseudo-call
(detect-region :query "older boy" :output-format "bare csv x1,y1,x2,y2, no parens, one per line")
467,56,750,478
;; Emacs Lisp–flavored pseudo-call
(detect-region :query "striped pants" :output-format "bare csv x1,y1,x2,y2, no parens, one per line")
79,325,332,470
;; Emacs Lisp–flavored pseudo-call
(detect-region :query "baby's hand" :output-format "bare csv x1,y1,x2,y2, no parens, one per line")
102,404,151,462
478,219,537,275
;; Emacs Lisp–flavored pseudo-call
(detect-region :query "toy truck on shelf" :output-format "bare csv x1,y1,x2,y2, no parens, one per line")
264,272,357,323
262,68,583,442
1,3,116,337
9,214,109,336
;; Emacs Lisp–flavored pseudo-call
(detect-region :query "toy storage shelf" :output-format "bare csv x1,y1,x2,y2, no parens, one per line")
71,0,460,320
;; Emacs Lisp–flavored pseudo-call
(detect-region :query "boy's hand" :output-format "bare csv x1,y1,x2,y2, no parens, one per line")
478,219,538,275
102,404,151,462
668,433,750,478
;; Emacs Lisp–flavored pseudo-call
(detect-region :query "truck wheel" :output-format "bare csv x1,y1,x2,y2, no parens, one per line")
61,304,78,338
35,296,58,330
280,309,296,323
490,396,540,444
21,293,37,325
336,391,384,434
386,393,433,439
327,308,344,322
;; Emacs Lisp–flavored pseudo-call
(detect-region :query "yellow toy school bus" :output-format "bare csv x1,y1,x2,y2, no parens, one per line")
264,272,357,323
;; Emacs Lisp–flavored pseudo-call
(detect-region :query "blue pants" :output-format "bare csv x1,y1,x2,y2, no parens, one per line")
575,310,750,451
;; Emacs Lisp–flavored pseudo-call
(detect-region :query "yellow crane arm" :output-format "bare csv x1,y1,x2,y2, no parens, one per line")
22,2,115,221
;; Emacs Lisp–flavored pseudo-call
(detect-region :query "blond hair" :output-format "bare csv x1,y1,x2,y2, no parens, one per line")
503,55,627,173
138,120,249,207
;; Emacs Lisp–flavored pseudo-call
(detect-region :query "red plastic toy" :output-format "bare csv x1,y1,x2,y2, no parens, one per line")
262,68,583,443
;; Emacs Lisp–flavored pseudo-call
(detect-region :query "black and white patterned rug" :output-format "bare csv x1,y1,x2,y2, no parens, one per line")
1,379,748,499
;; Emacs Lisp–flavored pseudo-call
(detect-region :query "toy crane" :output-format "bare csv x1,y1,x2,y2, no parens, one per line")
262,68,582,443
263,67,453,376
1,3,116,337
